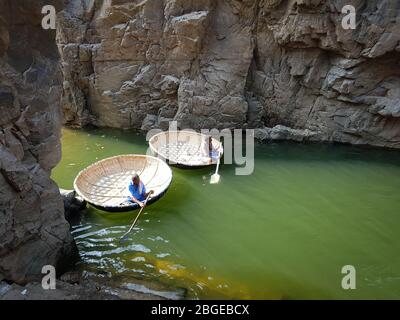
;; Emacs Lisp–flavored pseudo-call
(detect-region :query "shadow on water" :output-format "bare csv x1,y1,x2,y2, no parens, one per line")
255,141,400,167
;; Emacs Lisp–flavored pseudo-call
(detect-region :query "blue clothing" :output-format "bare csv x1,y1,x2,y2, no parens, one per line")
128,181,146,202
210,150,219,159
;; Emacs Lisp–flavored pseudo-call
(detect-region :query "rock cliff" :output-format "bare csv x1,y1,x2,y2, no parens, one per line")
0,0,77,284
58,0,400,148
0,0,397,295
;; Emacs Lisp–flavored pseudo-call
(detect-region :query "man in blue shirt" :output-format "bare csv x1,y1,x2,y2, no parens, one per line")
201,136,221,164
128,173,153,208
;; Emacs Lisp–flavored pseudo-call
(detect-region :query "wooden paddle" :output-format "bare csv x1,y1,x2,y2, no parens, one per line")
120,192,152,243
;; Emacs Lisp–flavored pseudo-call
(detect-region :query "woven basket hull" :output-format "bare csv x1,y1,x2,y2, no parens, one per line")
73,155,173,212
90,185,171,212
151,151,212,169
149,130,223,169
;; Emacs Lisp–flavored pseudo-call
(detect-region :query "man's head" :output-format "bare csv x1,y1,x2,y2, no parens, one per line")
208,136,213,150
132,173,140,186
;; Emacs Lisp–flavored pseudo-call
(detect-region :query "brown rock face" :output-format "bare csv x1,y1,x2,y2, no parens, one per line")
0,0,77,284
58,0,400,148
57,0,256,130
250,0,400,148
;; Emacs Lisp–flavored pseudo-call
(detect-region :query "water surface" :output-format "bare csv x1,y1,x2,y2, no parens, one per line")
53,128,400,299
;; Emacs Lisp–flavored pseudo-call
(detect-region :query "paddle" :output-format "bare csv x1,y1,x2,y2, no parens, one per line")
119,192,153,243
210,152,221,184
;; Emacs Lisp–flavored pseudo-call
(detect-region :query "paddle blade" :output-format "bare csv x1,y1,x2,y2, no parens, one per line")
210,173,220,184
119,234,130,244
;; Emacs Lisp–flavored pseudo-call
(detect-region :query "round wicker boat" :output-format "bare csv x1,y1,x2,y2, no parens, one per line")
73,155,172,212
149,130,223,168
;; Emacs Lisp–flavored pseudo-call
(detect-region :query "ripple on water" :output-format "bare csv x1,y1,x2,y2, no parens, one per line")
82,244,151,258
122,283,184,300
148,236,169,243
71,225,93,234
131,257,146,262
74,226,126,240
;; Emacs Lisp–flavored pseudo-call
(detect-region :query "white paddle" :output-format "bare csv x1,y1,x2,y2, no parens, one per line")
210,152,221,184
119,192,152,243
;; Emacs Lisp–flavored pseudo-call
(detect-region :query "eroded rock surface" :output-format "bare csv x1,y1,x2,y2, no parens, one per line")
0,0,77,284
250,0,400,148
58,0,253,130
58,0,400,148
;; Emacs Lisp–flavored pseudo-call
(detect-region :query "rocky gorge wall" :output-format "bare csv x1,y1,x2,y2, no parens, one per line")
58,0,400,148
0,0,77,284
0,0,397,294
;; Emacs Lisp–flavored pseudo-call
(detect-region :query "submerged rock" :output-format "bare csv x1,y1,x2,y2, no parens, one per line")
60,189,87,223
59,271,83,285
254,125,319,142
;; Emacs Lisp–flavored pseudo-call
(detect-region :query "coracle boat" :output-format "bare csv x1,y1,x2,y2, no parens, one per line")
149,130,223,168
74,155,172,212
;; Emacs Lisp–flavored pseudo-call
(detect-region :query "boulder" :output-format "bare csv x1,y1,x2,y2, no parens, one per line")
60,189,87,223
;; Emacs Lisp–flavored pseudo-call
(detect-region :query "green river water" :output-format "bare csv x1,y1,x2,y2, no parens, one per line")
53,128,400,299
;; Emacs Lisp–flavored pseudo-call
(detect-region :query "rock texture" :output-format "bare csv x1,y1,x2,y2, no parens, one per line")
0,0,77,284
58,0,400,148
250,0,400,148
0,277,167,300
60,188,86,223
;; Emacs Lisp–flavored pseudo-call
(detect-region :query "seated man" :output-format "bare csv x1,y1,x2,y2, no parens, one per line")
201,136,221,164
128,173,153,208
